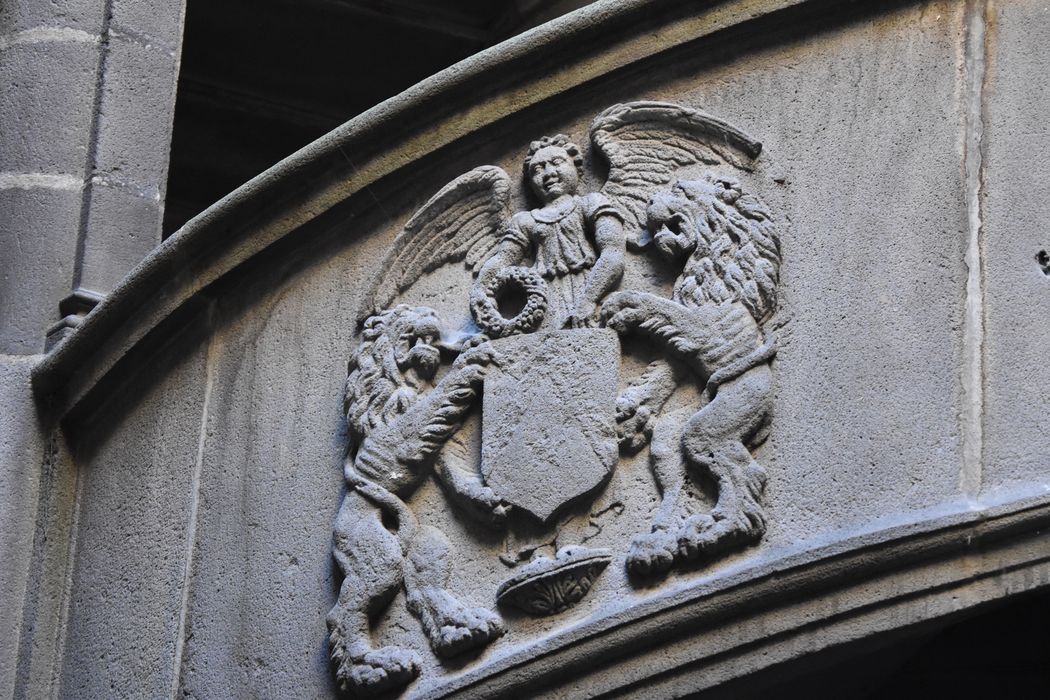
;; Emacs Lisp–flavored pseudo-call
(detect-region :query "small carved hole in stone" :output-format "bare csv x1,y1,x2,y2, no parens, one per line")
1037,250,1050,277
496,283,528,319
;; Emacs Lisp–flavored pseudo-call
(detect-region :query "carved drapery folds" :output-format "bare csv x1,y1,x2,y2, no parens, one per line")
331,102,781,695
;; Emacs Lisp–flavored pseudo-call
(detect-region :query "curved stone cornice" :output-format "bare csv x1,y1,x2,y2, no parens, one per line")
30,0,813,415
422,489,1050,698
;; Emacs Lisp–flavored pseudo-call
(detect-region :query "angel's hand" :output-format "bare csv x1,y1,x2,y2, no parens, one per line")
616,393,654,452
565,301,597,329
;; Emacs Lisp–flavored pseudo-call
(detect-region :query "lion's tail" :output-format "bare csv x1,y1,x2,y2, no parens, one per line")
343,459,418,550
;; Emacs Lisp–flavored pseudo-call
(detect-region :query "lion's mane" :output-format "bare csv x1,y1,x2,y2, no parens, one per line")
344,305,433,441
671,175,781,325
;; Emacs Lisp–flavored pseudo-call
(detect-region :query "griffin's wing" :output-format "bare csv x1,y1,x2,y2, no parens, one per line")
590,101,763,245
357,165,511,323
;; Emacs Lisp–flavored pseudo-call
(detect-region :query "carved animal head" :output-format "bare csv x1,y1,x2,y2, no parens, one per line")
344,305,444,439
646,174,781,324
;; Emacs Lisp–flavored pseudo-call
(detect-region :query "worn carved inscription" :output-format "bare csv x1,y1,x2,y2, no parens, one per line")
327,101,782,695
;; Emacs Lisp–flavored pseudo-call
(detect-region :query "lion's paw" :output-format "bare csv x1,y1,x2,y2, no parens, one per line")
431,604,505,659
600,291,648,332
676,513,720,562
335,645,421,695
677,510,764,562
626,529,677,577
410,588,505,659
467,485,512,528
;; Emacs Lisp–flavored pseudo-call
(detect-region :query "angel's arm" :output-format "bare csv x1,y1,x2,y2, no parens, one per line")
568,209,626,328
473,223,529,295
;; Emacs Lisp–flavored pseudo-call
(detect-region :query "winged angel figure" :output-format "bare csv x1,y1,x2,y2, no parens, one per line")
329,102,780,695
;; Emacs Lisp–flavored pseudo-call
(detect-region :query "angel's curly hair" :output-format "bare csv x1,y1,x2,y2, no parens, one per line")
523,134,585,178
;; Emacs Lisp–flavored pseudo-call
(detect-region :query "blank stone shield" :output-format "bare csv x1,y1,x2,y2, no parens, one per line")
481,328,620,523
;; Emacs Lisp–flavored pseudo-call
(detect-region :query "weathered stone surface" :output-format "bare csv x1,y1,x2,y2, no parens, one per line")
0,0,105,34
482,329,619,522
0,356,45,700
981,0,1050,493
92,34,180,191
0,41,99,175
110,0,185,51
58,341,208,698
0,187,80,354
78,184,162,294
176,280,349,699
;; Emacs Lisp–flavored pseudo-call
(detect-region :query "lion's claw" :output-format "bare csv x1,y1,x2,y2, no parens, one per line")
333,645,421,695
627,529,677,577
431,606,505,658
469,485,512,527
409,588,505,659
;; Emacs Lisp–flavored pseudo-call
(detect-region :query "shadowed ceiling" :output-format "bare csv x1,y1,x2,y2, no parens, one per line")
162,0,593,236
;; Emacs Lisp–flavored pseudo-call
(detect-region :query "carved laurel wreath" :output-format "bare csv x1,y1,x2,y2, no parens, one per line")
470,265,548,338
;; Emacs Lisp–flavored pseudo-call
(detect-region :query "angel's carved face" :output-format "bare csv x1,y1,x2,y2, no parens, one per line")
526,145,580,201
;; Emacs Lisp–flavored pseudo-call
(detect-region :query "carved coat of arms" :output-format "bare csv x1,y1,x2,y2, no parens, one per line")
326,102,782,695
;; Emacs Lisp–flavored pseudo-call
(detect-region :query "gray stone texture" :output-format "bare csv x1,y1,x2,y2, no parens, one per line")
981,0,1050,492
176,279,349,699
69,26,183,296
8,407,77,700
1,2,105,353
0,356,45,700
483,329,619,522
92,34,180,192
0,0,106,35
77,183,162,294
0,187,80,353
58,343,208,698
110,0,185,53
0,41,99,175
0,0,184,356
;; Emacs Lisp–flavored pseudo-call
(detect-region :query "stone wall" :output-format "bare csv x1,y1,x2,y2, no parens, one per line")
0,1,185,696
5,1,1050,698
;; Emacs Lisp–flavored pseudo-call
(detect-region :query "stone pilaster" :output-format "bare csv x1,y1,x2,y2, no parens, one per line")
0,0,186,354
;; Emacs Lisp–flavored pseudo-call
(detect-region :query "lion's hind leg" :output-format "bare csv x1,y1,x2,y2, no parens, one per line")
405,525,505,659
677,363,772,562
328,489,421,695
627,407,692,578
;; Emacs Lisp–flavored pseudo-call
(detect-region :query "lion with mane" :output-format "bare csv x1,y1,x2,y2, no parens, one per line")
328,304,506,695
600,173,782,576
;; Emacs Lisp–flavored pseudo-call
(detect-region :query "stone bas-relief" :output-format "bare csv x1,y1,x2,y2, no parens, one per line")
331,102,781,695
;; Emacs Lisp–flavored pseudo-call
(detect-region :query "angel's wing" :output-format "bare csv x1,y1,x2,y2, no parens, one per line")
590,102,763,245
357,165,511,323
